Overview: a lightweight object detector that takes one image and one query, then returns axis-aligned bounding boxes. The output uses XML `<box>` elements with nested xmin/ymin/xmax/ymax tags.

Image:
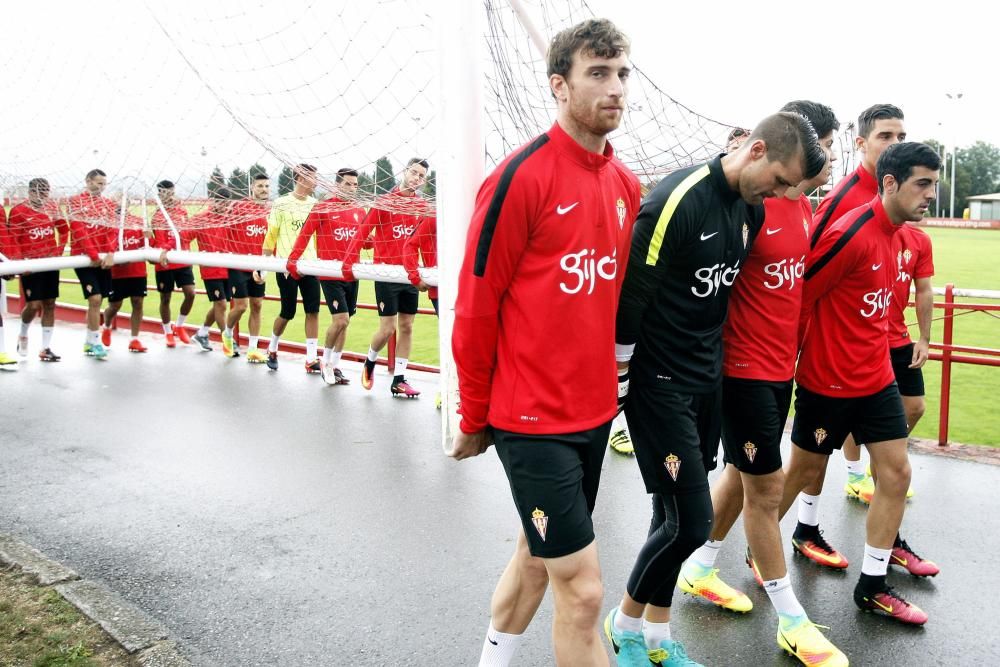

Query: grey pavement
<box><xmin>1</xmin><ymin>322</ymin><xmax>998</xmax><ymax>666</ymax></box>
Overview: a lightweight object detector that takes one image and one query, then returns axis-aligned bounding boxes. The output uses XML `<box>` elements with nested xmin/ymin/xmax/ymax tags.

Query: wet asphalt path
<box><xmin>1</xmin><ymin>323</ymin><xmax>998</xmax><ymax>666</ymax></box>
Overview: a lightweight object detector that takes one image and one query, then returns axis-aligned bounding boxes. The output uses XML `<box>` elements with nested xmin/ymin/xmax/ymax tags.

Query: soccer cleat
<box><xmin>854</xmin><ymin>583</ymin><xmax>928</xmax><ymax>625</ymax></box>
<box><xmin>246</xmin><ymin>349</ymin><xmax>266</xmax><ymax>364</ymax></box>
<box><xmin>677</xmin><ymin>562</ymin><xmax>753</xmax><ymax>613</ymax></box>
<box><xmin>435</xmin><ymin>391</ymin><xmax>442</xmax><ymax>409</ymax></box>
<box><xmin>16</xmin><ymin>335</ymin><xmax>29</xmax><ymax>357</ymax></box>
<box><xmin>792</xmin><ymin>526</ymin><xmax>849</xmax><ymax>569</ymax></box>
<box><xmin>172</xmin><ymin>324</ymin><xmax>191</xmax><ymax>344</ymax></box>
<box><xmin>85</xmin><ymin>342</ymin><xmax>109</xmax><ymax>360</ymax></box>
<box><xmin>602</xmin><ymin>608</ymin><xmax>650</xmax><ymax>667</ymax></box>
<box><xmin>609</xmin><ymin>428</ymin><xmax>635</xmax><ymax>455</ymax></box>
<box><xmin>266</xmin><ymin>351</ymin><xmax>279</xmax><ymax>370</ymax></box>
<box><xmin>192</xmin><ymin>333</ymin><xmax>212</xmax><ymax>351</ymax></box>
<box><xmin>745</xmin><ymin>547</ymin><xmax>764</xmax><ymax>587</ymax></box>
<box><xmin>128</xmin><ymin>339</ymin><xmax>147</xmax><ymax>353</ymax></box>
<box><xmin>845</xmin><ymin>474</ymin><xmax>875</xmax><ymax>504</ymax></box>
<box><xmin>165</xmin><ymin>333</ymin><xmax>176</xmax><ymax>348</ymax></box>
<box><xmin>38</xmin><ymin>348</ymin><xmax>61</xmax><ymax>362</ymax></box>
<box><xmin>776</xmin><ymin>615</ymin><xmax>848</xmax><ymax>667</ymax></box>
<box><xmin>647</xmin><ymin>639</ymin><xmax>703</xmax><ymax>666</ymax></box>
<box><xmin>101</xmin><ymin>327</ymin><xmax>112</xmax><ymax>347</ymax></box>
<box><xmin>322</xmin><ymin>362</ymin><xmax>337</xmax><ymax>385</ymax></box>
<box><xmin>221</xmin><ymin>331</ymin><xmax>235</xmax><ymax>357</ymax></box>
<box><xmin>333</xmin><ymin>367</ymin><xmax>350</xmax><ymax>385</ymax></box>
<box><xmin>0</xmin><ymin>351</ymin><xmax>18</xmax><ymax>369</ymax></box>
<box><xmin>891</xmin><ymin>539</ymin><xmax>939</xmax><ymax>577</ymax></box>
<box><xmin>391</xmin><ymin>379</ymin><xmax>421</xmax><ymax>398</ymax></box>
<box><xmin>361</xmin><ymin>359</ymin><xmax>375</xmax><ymax>390</ymax></box>
<box><xmin>305</xmin><ymin>359</ymin><xmax>322</xmax><ymax>374</ymax></box>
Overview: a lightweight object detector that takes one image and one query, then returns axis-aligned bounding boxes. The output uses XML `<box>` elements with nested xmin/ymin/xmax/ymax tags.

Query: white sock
<box><xmin>845</xmin><ymin>458</ymin><xmax>866</xmax><ymax>477</ymax></box>
<box><xmin>323</xmin><ymin>347</ymin><xmax>332</xmax><ymax>364</ymax></box>
<box><xmin>42</xmin><ymin>327</ymin><xmax>53</xmax><ymax>349</ymax></box>
<box><xmin>478</xmin><ymin>621</ymin><xmax>523</xmax><ymax>667</ymax></box>
<box><xmin>249</xmin><ymin>335</ymin><xmax>259</xmax><ymax>350</ymax></box>
<box><xmin>331</xmin><ymin>350</ymin><xmax>343</xmax><ymax>368</ymax></box>
<box><xmin>393</xmin><ymin>357</ymin><xmax>408</xmax><ymax>376</ymax></box>
<box><xmin>0</xmin><ymin>329</ymin><xmax>6</xmax><ymax>353</ymax></box>
<box><xmin>797</xmin><ymin>493</ymin><xmax>820</xmax><ymax>526</ymax></box>
<box><xmin>162</xmin><ymin>322</ymin><xmax>171</xmax><ymax>334</ymax></box>
<box><xmin>613</xmin><ymin>607</ymin><xmax>644</xmax><ymax>634</ymax></box>
<box><xmin>305</xmin><ymin>338</ymin><xmax>318</xmax><ymax>361</ymax></box>
<box><xmin>269</xmin><ymin>334</ymin><xmax>280</xmax><ymax>353</ymax></box>
<box><xmin>642</xmin><ymin>620</ymin><xmax>671</xmax><ymax>650</ymax></box>
<box><xmin>88</xmin><ymin>330</ymin><xmax>100</xmax><ymax>345</ymax></box>
<box><xmin>197</xmin><ymin>325</ymin><xmax>210</xmax><ymax>337</ymax></box>
<box><xmin>763</xmin><ymin>575</ymin><xmax>805</xmax><ymax>618</ymax></box>
<box><xmin>176</xmin><ymin>314</ymin><xmax>187</xmax><ymax>327</ymax></box>
<box><xmin>366</xmin><ymin>347</ymin><xmax>378</xmax><ymax>363</ymax></box>
<box><xmin>689</xmin><ymin>540</ymin><xmax>723</xmax><ymax>569</ymax></box>
<box><xmin>861</xmin><ymin>543</ymin><xmax>892</xmax><ymax>576</ymax></box>
<box><xmin>224</xmin><ymin>327</ymin><xmax>233</xmax><ymax>337</ymax></box>
<box><xmin>20</xmin><ymin>321</ymin><xmax>29</xmax><ymax>337</ymax></box>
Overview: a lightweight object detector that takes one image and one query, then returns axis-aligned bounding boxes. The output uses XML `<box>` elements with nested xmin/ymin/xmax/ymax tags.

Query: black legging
<box><xmin>626</xmin><ymin>490</ymin><xmax>714</xmax><ymax>608</ymax></box>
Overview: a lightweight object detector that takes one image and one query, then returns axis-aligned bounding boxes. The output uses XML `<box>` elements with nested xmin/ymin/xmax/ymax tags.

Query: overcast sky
<box><xmin>0</xmin><ymin>0</ymin><xmax>988</xmax><ymax>197</ymax></box>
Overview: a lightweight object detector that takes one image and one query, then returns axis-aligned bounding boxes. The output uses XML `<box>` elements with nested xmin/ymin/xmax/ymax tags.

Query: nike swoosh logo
<box><xmin>872</xmin><ymin>263</ymin><xmax>882</xmax><ymax>270</ymax></box>
<box><xmin>779</xmin><ymin>631</ymin><xmax>798</xmax><ymax>654</ymax></box>
<box><xmin>869</xmin><ymin>597</ymin><xmax>893</xmax><ymax>613</ymax></box>
<box><xmin>872</xmin><ymin>556</ymin><xmax>885</xmax><ymax>561</ymax></box>
<box><xmin>556</xmin><ymin>202</ymin><xmax>579</xmax><ymax>215</ymax></box>
<box><xmin>765</xmin><ymin>227</ymin><xmax>782</xmax><ymax>235</ymax></box>
<box><xmin>803</xmin><ymin>501</ymin><xmax>813</xmax><ymax>505</ymax></box>
<box><xmin>699</xmin><ymin>231</ymin><xmax>718</xmax><ymax>241</ymax></box>
<box><xmin>488</xmin><ymin>637</ymin><xmax>498</xmax><ymax>646</ymax></box>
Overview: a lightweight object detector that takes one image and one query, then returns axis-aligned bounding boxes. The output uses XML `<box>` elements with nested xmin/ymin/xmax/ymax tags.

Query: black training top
<box><xmin>616</xmin><ymin>155</ymin><xmax>765</xmax><ymax>392</ymax></box>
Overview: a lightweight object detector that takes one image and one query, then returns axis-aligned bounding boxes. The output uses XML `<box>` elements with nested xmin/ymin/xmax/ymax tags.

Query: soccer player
<box><xmin>450</xmin><ymin>18</ymin><xmax>639</xmax><ymax>666</ymax></box>
<box><xmin>188</xmin><ymin>193</ymin><xmax>234</xmax><ymax>353</ymax></box>
<box><xmin>227</xmin><ymin>173</ymin><xmax>271</xmax><ymax>362</ymax></box>
<box><xmin>287</xmin><ymin>168</ymin><xmax>365</xmax><ymax>385</ymax></box>
<box><xmin>785</xmin><ymin>141</ymin><xmax>940</xmax><ymax>625</ymax></box>
<box><xmin>676</xmin><ymin>101</ymin><xmax>846</xmax><ymax>667</ymax></box>
<box><xmin>150</xmin><ymin>180</ymin><xmax>196</xmax><ymax>348</ymax></box>
<box><xmin>725</xmin><ymin>126</ymin><xmax>751</xmax><ymax>153</ymax></box>
<box><xmin>402</xmin><ymin>209</ymin><xmax>437</xmax><ymax>314</ymax></box>
<box><xmin>345</xmin><ymin>158</ymin><xmax>432</xmax><ymax>397</ymax></box>
<box><xmin>607</xmin><ymin>112</ymin><xmax>824</xmax><ymax>666</ymax></box>
<box><xmin>8</xmin><ymin>178</ymin><xmax>66</xmax><ymax>362</ymax></box>
<box><xmin>262</xmin><ymin>163</ymin><xmax>320</xmax><ymax>371</ymax></box>
<box><xmin>68</xmin><ymin>169</ymin><xmax>117</xmax><ymax>359</ymax></box>
<box><xmin>102</xmin><ymin>211</ymin><xmax>149</xmax><ymax>353</ymax></box>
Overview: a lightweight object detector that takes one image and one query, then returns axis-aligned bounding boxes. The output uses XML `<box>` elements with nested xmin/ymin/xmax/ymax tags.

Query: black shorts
<box><xmin>203</xmin><ymin>279</ymin><xmax>231</xmax><ymax>302</ymax></box>
<box><xmin>75</xmin><ymin>267</ymin><xmax>112</xmax><ymax>299</ymax></box>
<box><xmin>21</xmin><ymin>270</ymin><xmax>60</xmax><ymax>301</ymax></box>
<box><xmin>721</xmin><ymin>377</ymin><xmax>792</xmax><ymax>475</ymax></box>
<box><xmin>321</xmin><ymin>279</ymin><xmax>359</xmax><ymax>316</ymax></box>
<box><xmin>155</xmin><ymin>267</ymin><xmax>195</xmax><ymax>293</ymax></box>
<box><xmin>374</xmin><ymin>281</ymin><xmax>419</xmax><ymax>316</ymax></box>
<box><xmin>791</xmin><ymin>383</ymin><xmax>909</xmax><ymax>454</ymax></box>
<box><xmin>891</xmin><ymin>344</ymin><xmax>925</xmax><ymax>397</ymax></box>
<box><xmin>109</xmin><ymin>277</ymin><xmax>147</xmax><ymax>302</ymax></box>
<box><xmin>229</xmin><ymin>269</ymin><xmax>266</xmax><ymax>299</ymax></box>
<box><xmin>625</xmin><ymin>383</ymin><xmax>722</xmax><ymax>495</ymax></box>
<box><xmin>276</xmin><ymin>272</ymin><xmax>320</xmax><ymax>319</ymax></box>
<box><xmin>494</xmin><ymin>422</ymin><xmax>612</xmax><ymax>559</ymax></box>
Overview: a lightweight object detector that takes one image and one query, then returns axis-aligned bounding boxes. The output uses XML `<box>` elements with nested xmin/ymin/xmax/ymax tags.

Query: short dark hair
<box><xmin>335</xmin><ymin>168</ymin><xmax>358</xmax><ymax>182</ymax></box>
<box><xmin>780</xmin><ymin>100</ymin><xmax>840</xmax><ymax>139</ymax></box>
<box><xmin>294</xmin><ymin>163</ymin><xmax>317</xmax><ymax>183</ymax></box>
<box><xmin>86</xmin><ymin>169</ymin><xmax>106</xmax><ymax>181</ymax></box>
<box><xmin>749</xmin><ymin>112</ymin><xmax>825</xmax><ymax>180</ymax></box>
<box><xmin>28</xmin><ymin>177</ymin><xmax>50</xmax><ymax>193</ymax></box>
<box><xmin>406</xmin><ymin>158</ymin><xmax>429</xmax><ymax>171</ymax></box>
<box><xmin>858</xmin><ymin>104</ymin><xmax>904</xmax><ymax>140</ymax></box>
<box><xmin>252</xmin><ymin>173</ymin><xmax>269</xmax><ymax>182</ymax></box>
<box><xmin>156</xmin><ymin>180</ymin><xmax>175</xmax><ymax>190</ymax></box>
<box><xmin>546</xmin><ymin>18</ymin><xmax>629</xmax><ymax>79</ymax></box>
<box><xmin>727</xmin><ymin>127</ymin><xmax>751</xmax><ymax>143</ymax></box>
<box><xmin>876</xmin><ymin>142</ymin><xmax>941</xmax><ymax>194</ymax></box>
<box><xmin>210</xmin><ymin>186</ymin><xmax>231</xmax><ymax>201</ymax></box>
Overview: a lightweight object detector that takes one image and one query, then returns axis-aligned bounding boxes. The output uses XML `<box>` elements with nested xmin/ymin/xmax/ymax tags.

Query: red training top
<box><xmin>811</xmin><ymin>163</ymin><xmax>878</xmax><ymax>249</ymax></box>
<box><xmin>402</xmin><ymin>214</ymin><xmax>438</xmax><ymax>299</ymax></box>
<box><xmin>188</xmin><ymin>210</ymin><xmax>231</xmax><ymax>280</ymax></box>
<box><xmin>288</xmin><ymin>196</ymin><xmax>365</xmax><ymax>279</ymax></box>
<box><xmin>888</xmin><ymin>223</ymin><xmax>934</xmax><ymax>348</ymax></box>
<box><xmin>67</xmin><ymin>192</ymin><xmax>118</xmax><ymax>260</ymax></box>
<box><xmin>6</xmin><ymin>202</ymin><xmax>66</xmax><ymax>259</ymax></box>
<box><xmin>228</xmin><ymin>199</ymin><xmax>270</xmax><ymax>256</ymax></box>
<box><xmin>151</xmin><ymin>205</ymin><xmax>192</xmax><ymax>271</ymax></box>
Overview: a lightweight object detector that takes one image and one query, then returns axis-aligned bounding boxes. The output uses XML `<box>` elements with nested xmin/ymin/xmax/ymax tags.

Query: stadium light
<box><xmin>945</xmin><ymin>92</ymin><xmax>963</xmax><ymax>218</ymax></box>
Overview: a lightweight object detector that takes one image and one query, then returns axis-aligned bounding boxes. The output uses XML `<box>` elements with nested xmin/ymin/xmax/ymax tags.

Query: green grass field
<box><xmin>23</xmin><ymin>227</ymin><xmax>1000</xmax><ymax>446</ymax></box>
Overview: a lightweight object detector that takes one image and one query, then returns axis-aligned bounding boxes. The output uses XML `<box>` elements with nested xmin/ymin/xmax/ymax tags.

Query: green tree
<box><xmin>278</xmin><ymin>165</ymin><xmax>295</xmax><ymax>196</ymax></box>
<box><xmin>374</xmin><ymin>156</ymin><xmax>395</xmax><ymax>195</ymax></box>
<box><xmin>207</xmin><ymin>166</ymin><xmax>226</xmax><ymax>199</ymax></box>
<box><xmin>423</xmin><ymin>169</ymin><xmax>436</xmax><ymax>198</ymax></box>
<box><xmin>956</xmin><ymin>141</ymin><xmax>1000</xmax><ymax>214</ymax></box>
<box><xmin>248</xmin><ymin>163</ymin><xmax>268</xmax><ymax>181</ymax></box>
<box><xmin>357</xmin><ymin>171</ymin><xmax>375</xmax><ymax>199</ymax></box>
<box><xmin>227</xmin><ymin>167</ymin><xmax>249</xmax><ymax>200</ymax></box>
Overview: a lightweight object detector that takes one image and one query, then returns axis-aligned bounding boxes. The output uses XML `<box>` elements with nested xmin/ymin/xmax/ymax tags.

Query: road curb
<box><xmin>909</xmin><ymin>435</ymin><xmax>1000</xmax><ymax>465</ymax></box>
<box><xmin>0</xmin><ymin>532</ymin><xmax>192</xmax><ymax>665</ymax></box>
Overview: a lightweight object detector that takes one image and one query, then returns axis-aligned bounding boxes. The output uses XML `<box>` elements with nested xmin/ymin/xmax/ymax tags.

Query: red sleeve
<box><xmin>402</xmin><ymin>216</ymin><xmax>426</xmax><ymax>286</ymax></box>
<box><xmin>799</xmin><ymin>225</ymin><xmax>858</xmax><ymax>346</ymax></box>
<box><xmin>289</xmin><ymin>208</ymin><xmax>321</xmax><ymax>262</ymax></box>
<box><xmin>1</xmin><ymin>207</ymin><xmax>16</xmax><ymax>259</ymax></box>
<box><xmin>71</xmin><ymin>220</ymin><xmax>101</xmax><ymax>261</ymax></box>
<box><xmin>915</xmin><ymin>231</ymin><xmax>934</xmax><ymax>279</ymax></box>
<box><xmin>452</xmin><ymin>172</ymin><xmax>532</xmax><ymax>433</ymax></box>
<box><xmin>344</xmin><ymin>207</ymin><xmax>378</xmax><ymax>265</ymax></box>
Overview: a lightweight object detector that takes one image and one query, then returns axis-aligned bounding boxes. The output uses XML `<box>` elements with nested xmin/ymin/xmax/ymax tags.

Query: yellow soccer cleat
<box><xmin>677</xmin><ymin>563</ymin><xmax>752</xmax><ymax>613</ymax></box>
<box><xmin>0</xmin><ymin>351</ymin><xmax>19</xmax><ymax>370</ymax></box>
<box><xmin>609</xmin><ymin>428</ymin><xmax>634</xmax><ymax>455</ymax></box>
<box><xmin>844</xmin><ymin>475</ymin><xmax>875</xmax><ymax>504</ymax></box>
<box><xmin>246</xmin><ymin>349</ymin><xmax>267</xmax><ymax>364</ymax></box>
<box><xmin>777</xmin><ymin>616</ymin><xmax>848</xmax><ymax>667</ymax></box>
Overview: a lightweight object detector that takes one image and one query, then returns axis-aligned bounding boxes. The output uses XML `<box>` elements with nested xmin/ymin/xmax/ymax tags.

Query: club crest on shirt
<box><xmin>742</xmin><ymin>222</ymin><xmax>749</xmax><ymax>248</ymax></box>
<box><xmin>743</xmin><ymin>441</ymin><xmax>757</xmax><ymax>463</ymax></box>
<box><xmin>802</xmin><ymin>216</ymin><xmax>810</xmax><ymax>235</ymax></box>
<box><xmin>616</xmin><ymin>197</ymin><xmax>626</xmax><ymax>230</ymax></box>
<box><xmin>903</xmin><ymin>248</ymin><xmax>912</xmax><ymax>265</ymax></box>
<box><xmin>531</xmin><ymin>507</ymin><xmax>548</xmax><ymax>541</ymax></box>
<box><xmin>814</xmin><ymin>428</ymin><xmax>828</xmax><ymax>446</ymax></box>
<box><xmin>664</xmin><ymin>453</ymin><xmax>681</xmax><ymax>481</ymax></box>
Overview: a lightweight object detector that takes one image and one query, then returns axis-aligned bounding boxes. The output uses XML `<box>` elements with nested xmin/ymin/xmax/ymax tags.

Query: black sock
<box><xmin>893</xmin><ymin>533</ymin><xmax>903</xmax><ymax>548</ymax></box>
<box><xmin>857</xmin><ymin>572</ymin><xmax>886</xmax><ymax>594</ymax></box>
<box><xmin>393</xmin><ymin>374</ymin><xmax>403</xmax><ymax>384</ymax></box>
<box><xmin>793</xmin><ymin>521</ymin><xmax>818</xmax><ymax>538</ymax></box>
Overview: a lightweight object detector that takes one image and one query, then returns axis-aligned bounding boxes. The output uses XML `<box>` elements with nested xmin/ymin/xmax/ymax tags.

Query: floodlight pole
<box><xmin>946</xmin><ymin>92</ymin><xmax>963</xmax><ymax>218</ymax></box>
